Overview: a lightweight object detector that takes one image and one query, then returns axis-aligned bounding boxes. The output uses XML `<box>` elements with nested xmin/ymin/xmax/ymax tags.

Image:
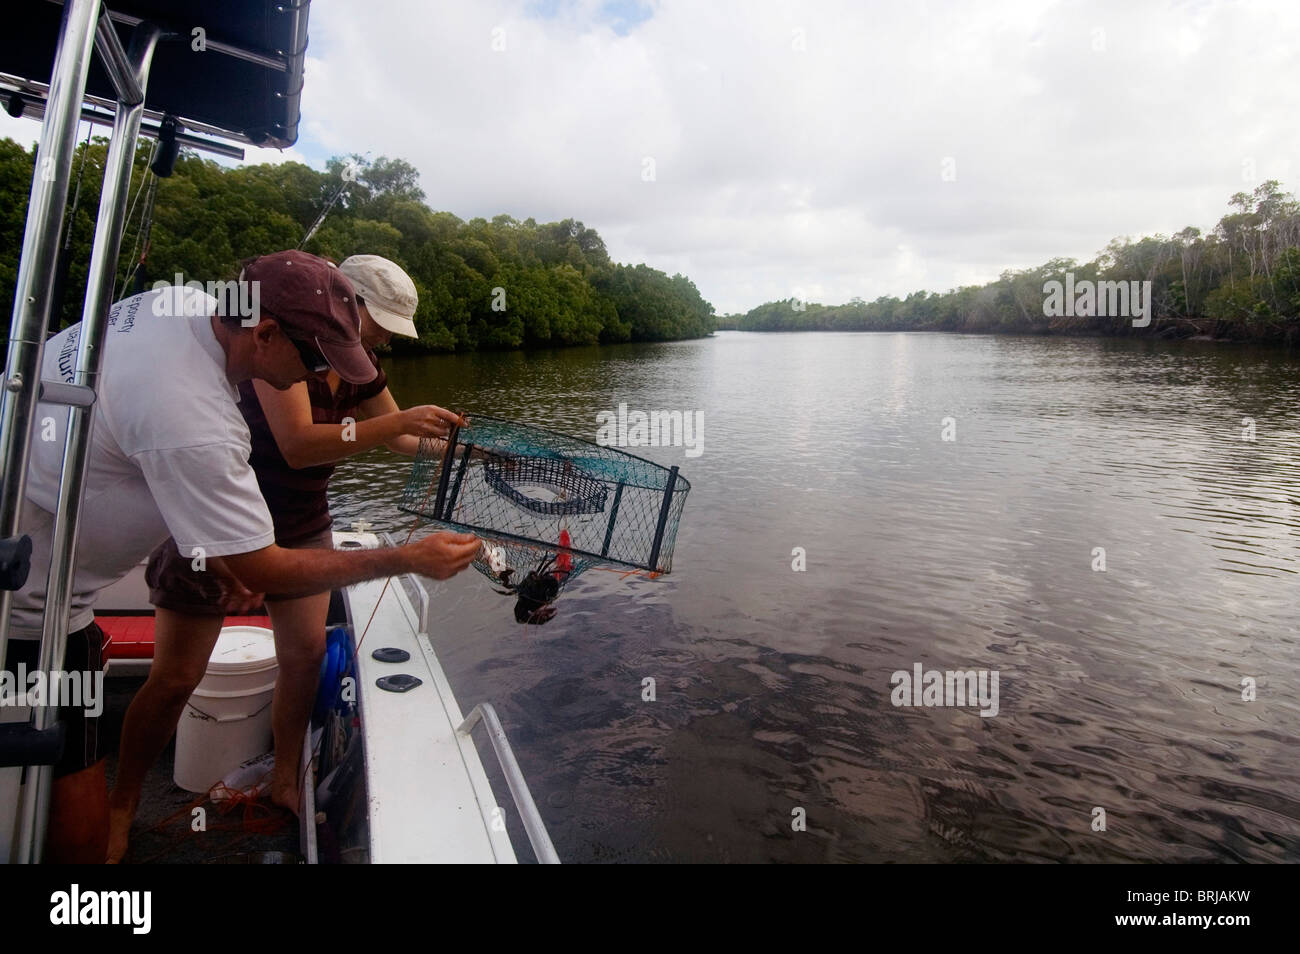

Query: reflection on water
<box><xmin>332</xmin><ymin>332</ymin><xmax>1300</xmax><ymax>862</ymax></box>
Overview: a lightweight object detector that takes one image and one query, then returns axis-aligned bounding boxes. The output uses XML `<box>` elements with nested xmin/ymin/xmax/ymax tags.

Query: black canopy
<box><xmin>0</xmin><ymin>1</ymin><xmax>310</xmax><ymax>148</ymax></box>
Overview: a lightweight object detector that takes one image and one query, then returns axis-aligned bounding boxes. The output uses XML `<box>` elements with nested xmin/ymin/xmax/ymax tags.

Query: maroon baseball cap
<box><xmin>240</xmin><ymin>250</ymin><xmax>377</xmax><ymax>385</ymax></box>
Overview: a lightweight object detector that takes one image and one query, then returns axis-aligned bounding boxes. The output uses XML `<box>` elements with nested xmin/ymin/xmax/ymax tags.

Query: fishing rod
<box><xmin>299</xmin><ymin>155</ymin><xmax>366</xmax><ymax>249</ymax></box>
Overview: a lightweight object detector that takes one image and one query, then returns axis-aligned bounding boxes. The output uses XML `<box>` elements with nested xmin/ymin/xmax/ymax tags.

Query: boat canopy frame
<box><xmin>3</xmin><ymin>0</ymin><xmax>310</xmax><ymax>151</ymax></box>
<box><xmin>0</xmin><ymin>0</ymin><xmax>310</xmax><ymax>864</ymax></box>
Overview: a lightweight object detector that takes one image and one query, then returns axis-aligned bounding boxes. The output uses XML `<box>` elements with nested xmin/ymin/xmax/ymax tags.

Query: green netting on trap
<box><xmin>399</xmin><ymin>416</ymin><xmax>690</xmax><ymax>588</ymax></box>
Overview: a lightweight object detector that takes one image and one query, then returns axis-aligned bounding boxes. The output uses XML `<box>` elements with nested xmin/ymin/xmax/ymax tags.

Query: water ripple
<box><xmin>329</xmin><ymin>333</ymin><xmax>1300</xmax><ymax>862</ymax></box>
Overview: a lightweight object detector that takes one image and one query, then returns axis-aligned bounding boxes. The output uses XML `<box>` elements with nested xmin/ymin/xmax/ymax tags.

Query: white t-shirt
<box><xmin>6</xmin><ymin>287</ymin><xmax>275</xmax><ymax>638</ymax></box>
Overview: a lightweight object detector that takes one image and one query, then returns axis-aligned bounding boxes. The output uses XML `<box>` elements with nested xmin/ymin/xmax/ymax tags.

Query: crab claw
<box><xmin>525</xmin><ymin>605</ymin><xmax>558</xmax><ymax>625</ymax></box>
<box><xmin>514</xmin><ymin>598</ymin><xmax>558</xmax><ymax>625</ymax></box>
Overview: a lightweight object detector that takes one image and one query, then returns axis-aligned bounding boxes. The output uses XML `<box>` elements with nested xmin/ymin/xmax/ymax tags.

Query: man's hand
<box><xmin>406</xmin><ymin>531</ymin><xmax>481</xmax><ymax>580</ymax></box>
<box><xmin>215</xmin><ymin>571</ymin><xmax>265</xmax><ymax>614</ymax></box>
<box><xmin>398</xmin><ymin>405</ymin><xmax>467</xmax><ymax>440</ymax></box>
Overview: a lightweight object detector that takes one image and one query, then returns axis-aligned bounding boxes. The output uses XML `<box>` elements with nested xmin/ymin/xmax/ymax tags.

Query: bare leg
<box><xmin>45</xmin><ymin>759</ymin><xmax>109</xmax><ymax>863</ymax></box>
<box><xmin>265</xmin><ymin>591</ymin><xmax>330</xmax><ymax>814</ymax></box>
<box><xmin>106</xmin><ymin>609</ymin><xmax>224</xmax><ymax>863</ymax></box>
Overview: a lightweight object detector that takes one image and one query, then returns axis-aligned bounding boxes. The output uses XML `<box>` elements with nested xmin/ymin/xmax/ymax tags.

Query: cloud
<box><xmin>4</xmin><ymin>0</ymin><xmax>1299</xmax><ymax>315</ymax></box>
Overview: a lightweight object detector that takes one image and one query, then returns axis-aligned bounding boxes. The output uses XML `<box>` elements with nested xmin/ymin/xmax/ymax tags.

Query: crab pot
<box><xmin>399</xmin><ymin>416</ymin><xmax>691</xmax><ymax>580</ymax></box>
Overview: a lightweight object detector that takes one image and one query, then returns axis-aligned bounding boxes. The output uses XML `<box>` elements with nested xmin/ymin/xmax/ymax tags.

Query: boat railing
<box><xmin>457</xmin><ymin>703</ymin><xmax>560</xmax><ymax>865</ymax></box>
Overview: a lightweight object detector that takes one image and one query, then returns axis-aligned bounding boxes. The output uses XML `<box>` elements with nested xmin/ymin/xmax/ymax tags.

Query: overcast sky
<box><xmin>4</xmin><ymin>0</ymin><xmax>1299</xmax><ymax>315</ymax></box>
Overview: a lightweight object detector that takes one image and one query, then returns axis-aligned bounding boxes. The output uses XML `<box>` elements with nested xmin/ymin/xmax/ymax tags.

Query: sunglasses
<box><xmin>289</xmin><ymin>335</ymin><xmax>330</xmax><ymax>374</ymax></box>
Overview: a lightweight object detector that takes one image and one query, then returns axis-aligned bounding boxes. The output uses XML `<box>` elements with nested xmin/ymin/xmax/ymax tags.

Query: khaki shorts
<box><xmin>145</xmin><ymin>528</ymin><xmax>334</xmax><ymax>617</ymax></box>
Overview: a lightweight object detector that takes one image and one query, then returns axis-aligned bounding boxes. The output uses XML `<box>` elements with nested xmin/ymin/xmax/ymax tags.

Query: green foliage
<box><xmin>0</xmin><ymin>138</ymin><xmax>38</xmax><ymax>320</ymax></box>
<box><xmin>725</xmin><ymin>181</ymin><xmax>1300</xmax><ymax>344</ymax></box>
<box><xmin>0</xmin><ymin>139</ymin><xmax>713</xmax><ymax>352</ymax></box>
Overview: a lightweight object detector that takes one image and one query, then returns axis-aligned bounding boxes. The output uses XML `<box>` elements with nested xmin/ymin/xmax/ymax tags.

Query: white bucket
<box><xmin>174</xmin><ymin>625</ymin><xmax>278</xmax><ymax>793</ymax></box>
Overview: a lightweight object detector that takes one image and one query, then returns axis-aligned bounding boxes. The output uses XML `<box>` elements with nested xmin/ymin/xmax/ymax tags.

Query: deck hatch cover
<box><xmin>376</xmin><ymin>674</ymin><xmax>422</xmax><ymax>693</ymax></box>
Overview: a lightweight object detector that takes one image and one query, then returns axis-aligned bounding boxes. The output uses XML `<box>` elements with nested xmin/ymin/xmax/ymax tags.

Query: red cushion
<box><xmin>98</xmin><ymin>615</ymin><xmax>272</xmax><ymax>659</ymax></box>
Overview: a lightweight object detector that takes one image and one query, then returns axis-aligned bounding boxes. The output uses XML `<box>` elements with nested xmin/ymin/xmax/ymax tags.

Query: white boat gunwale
<box><xmin>343</xmin><ymin>529</ymin><xmax>558</xmax><ymax>863</ymax></box>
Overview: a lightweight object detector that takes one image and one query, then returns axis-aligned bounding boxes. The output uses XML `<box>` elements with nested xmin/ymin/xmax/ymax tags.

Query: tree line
<box><xmin>718</xmin><ymin>181</ymin><xmax>1300</xmax><ymax>345</ymax></box>
<box><xmin>0</xmin><ymin>137</ymin><xmax>716</xmax><ymax>351</ymax></box>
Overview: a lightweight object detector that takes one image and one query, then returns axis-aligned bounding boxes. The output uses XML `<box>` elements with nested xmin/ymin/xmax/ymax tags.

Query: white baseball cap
<box><xmin>338</xmin><ymin>254</ymin><xmax>419</xmax><ymax>338</ymax></box>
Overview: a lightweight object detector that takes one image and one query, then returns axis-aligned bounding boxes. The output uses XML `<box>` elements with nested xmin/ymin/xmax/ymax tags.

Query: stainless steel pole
<box><xmin>0</xmin><ymin>0</ymin><xmax>99</xmax><ymax>538</ymax></box>
<box><xmin>0</xmin><ymin>0</ymin><xmax>100</xmax><ymax>781</ymax></box>
<box><xmin>93</xmin><ymin>11</ymin><xmax>144</xmax><ymax>106</ymax></box>
<box><xmin>458</xmin><ymin>704</ymin><xmax>561</xmax><ymax>864</ymax></box>
<box><xmin>14</xmin><ymin>21</ymin><xmax>161</xmax><ymax>866</ymax></box>
<box><xmin>8</xmin><ymin>94</ymin><xmax>249</xmax><ymax>159</ymax></box>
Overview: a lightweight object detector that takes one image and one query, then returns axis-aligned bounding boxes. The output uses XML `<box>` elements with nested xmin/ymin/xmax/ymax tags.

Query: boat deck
<box><xmin>102</xmin><ymin>674</ymin><xmax>301</xmax><ymax>864</ymax></box>
<box><xmin>91</xmin><ymin>530</ymin><xmax>530</xmax><ymax>863</ymax></box>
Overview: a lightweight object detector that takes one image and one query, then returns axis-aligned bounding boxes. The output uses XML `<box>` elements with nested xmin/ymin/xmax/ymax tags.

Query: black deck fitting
<box><xmin>0</xmin><ymin>722</ymin><xmax>66</xmax><ymax>769</ymax></box>
<box><xmin>0</xmin><ymin>534</ymin><xmax>32</xmax><ymax>591</ymax></box>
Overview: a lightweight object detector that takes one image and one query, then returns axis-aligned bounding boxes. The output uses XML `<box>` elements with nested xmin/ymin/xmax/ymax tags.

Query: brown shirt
<box><xmin>238</xmin><ymin>353</ymin><xmax>388</xmax><ymax>545</ymax></box>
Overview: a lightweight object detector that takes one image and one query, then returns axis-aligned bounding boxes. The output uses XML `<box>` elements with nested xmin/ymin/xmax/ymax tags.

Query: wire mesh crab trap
<box><xmin>399</xmin><ymin>416</ymin><xmax>690</xmax><ymax>623</ymax></box>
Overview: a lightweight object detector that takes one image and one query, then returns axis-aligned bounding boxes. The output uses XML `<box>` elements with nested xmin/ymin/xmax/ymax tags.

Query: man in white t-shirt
<box><xmin>2</xmin><ymin>250</ymin><xmax>479</xmax><ymax>862</ymax></box>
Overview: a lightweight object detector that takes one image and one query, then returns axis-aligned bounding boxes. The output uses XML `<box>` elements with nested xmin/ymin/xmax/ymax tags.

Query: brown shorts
<box><xmin>146</xmin><ymin>528</ymin><xmax>334</xmax><ymax>617</ymax></box>
<box><xmin>2</xmin><ymin>623</ymin><xmax>109</xmax><ymax>777</ymax></box>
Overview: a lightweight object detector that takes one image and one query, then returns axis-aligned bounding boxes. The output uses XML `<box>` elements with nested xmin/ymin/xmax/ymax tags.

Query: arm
<box><xmin>136</xmin><ymin>443</ymin><xmax>479</xmax><ymax>602</ymax></box>
<box><xmin>221</xmin><ymin>531</ymin><xmax>482</xmax><ymax>600</ymax></box>
<box><xmin>206</xmin><ymin>556</ymin><xmax>265</xmax><ymax>613</ymax></box>
<box><xmin>357</xmin><ymin>387</ymin><xmax>433</xmax><ymax>457</ymax></box>
<box><xmin>361</xmin><ymin>393</ymin><xmax>490</xmax><ymax>462</ymax></box>
<box><xmin>252</xmin><ymin>379</ymin><xmax>460</xmax><ymax>469</ymax></box>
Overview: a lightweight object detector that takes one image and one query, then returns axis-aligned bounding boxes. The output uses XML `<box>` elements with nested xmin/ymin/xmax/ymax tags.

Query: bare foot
<box><xmin>269</xmin><ymin>764</ymin><xmax>300</xmax><ymax>817</ymax></box>
<box><xmin>106</xmin><ymin>800</ymin><xmax>137</xmax><ymax>864</ymax></box>
<box><xmin>270</xmin><ymin>789</ymin><xmax>300</xmax><ymax>816</ymax></box>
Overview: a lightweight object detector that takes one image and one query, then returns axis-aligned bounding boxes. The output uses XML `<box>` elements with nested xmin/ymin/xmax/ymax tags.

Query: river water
<box><xmin>330</xmin><ymin>331</ymin><xmax>1300</xmax><ymax>863</ymax></box>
